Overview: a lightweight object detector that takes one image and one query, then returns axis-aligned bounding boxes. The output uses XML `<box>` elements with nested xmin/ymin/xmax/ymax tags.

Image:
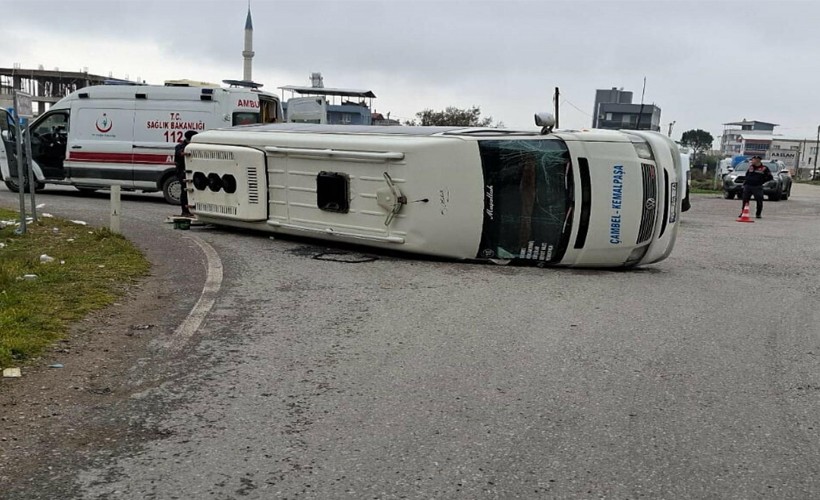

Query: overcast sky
<box><xmin>4</xmin><ymin>0</ymin><xmax>820</xmax><ymax>143</ymax></box>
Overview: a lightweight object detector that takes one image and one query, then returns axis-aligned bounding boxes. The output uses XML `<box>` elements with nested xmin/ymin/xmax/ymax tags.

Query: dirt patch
<box><xmin>0</xmin><ymin>263</ymin><xmax>190</xmax><ymax>497</ymax></box>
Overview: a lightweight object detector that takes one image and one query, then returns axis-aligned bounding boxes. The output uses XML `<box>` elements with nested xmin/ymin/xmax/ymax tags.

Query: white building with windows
<box><xmin>720</xmin><ymin>120</ymin><xmax>777</xmax><ymax>157</ymax></box>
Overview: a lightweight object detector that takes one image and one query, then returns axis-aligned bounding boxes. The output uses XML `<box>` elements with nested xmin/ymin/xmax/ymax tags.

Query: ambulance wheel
<box><xmin>162</xmin><ymin>176</ymin><xmax>182</xmax><ymax>205</ymax></box>
<box><xmin>4</xmin><ymin>178</ymin><xmax>44</xmax><ymax>193</ymax></box>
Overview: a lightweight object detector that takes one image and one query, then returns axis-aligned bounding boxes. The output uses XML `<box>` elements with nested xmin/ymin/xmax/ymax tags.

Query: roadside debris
<box><xmin>42</xmin><ymin>213</ymin><xmax>54</xmax><ymax>218</ymax></box>
<box><xmin>2</xmin><ymin>368</ymin><xmax>22</xmax><ymax>378</ymax></box>
<box><xmin>70</xmin><ymin>220</ymin><xmax>87</xmax><ymax>226</ymax></box>
<box><xmin>48</xmin><ymin>363</ymin><xmax>64</xmax><ymax>369</ymax></box>
<box><xmin>40</xmin><ymin>254</ymin><xmax>55</xmax><ymax>264</ymax></box>
<box><xmin>21</xmin><ymin>274</ymin><xmax>38</xmax><ymax>280</ymax></box>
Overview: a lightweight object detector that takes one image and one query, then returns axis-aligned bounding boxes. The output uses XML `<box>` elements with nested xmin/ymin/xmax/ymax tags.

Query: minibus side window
<box><xmin>232</xmin><ymin>112</ymin><xmax>259</xmax><ymax>126</ymax></box>
<box><xmin>260</xmin><ymin>99</ymin><xmax>280</xmax><ymax>123</ymax></box>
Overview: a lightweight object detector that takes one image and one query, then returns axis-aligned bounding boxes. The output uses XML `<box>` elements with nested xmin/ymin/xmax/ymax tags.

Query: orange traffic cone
<box><xmin>736</xmin><ymin>202</ymin><xmax>754</xmax><ymax>223</ymax></box>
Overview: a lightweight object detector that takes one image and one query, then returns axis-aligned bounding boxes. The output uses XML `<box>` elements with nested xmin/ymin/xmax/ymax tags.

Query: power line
<box><xmin>560</xmin><ymin>98</ymin><xmax>592</xmax><ymax>118</ymax></box>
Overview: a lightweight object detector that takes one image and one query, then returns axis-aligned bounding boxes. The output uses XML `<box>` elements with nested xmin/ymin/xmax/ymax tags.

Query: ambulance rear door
<box><xmin>65</xmin><ymin>97</ymin><xmax>136</xmax><ymax>188</ymax></box>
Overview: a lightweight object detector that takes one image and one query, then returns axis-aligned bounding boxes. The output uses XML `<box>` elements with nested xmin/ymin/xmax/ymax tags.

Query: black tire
<box><xmin>782</xmin><ymin>187</ymin><xmax>790</xmax><ymax>201</ymax></box>
<box><xmin>723</xmin><ymin>190</ymin><xmax>735</xmax><ymax>200</ymax></box>
<box><xmin>162</xmin><ymin>175</ymin><xmax>182</xmax><ymax>205</ymax></box>
<box><xmin>4</xmin><ymin>179</ymin><xmax>20</xmax><ymax>193</ymax></box>
<box><xmin>4</xmin><ymin>178</ymin><xmax>44</xmax><ymax>193</ymax></box>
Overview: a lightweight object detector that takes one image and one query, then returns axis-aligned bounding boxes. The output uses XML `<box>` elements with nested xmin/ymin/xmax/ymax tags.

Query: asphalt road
<box><xmin>2</xmin><ymin>182</ymin><xmax>820</xmax><ymax>499</ymax></box>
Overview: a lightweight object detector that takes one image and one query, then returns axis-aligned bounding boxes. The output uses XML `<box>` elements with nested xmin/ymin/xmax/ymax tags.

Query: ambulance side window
<box><xmin>0</xmin><ymin>109</ymin><xmax>13</xmax><ymax>142</ymax></box>
<box><xmin>34</xmin><ymin>112</ymin><xmax>70</xmax><ymax>139</ymax></box>
<box><xmin>232</xmin><ymin>112</ymin><xmax>259</xmax><ymax>126</ymax></box>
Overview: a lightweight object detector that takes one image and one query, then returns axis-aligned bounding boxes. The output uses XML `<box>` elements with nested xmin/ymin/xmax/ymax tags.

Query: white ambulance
<box><xmin>0</xmin><ymin>83</ymin><xmax>283</xmax><ymax>203</ymax></box>
<box><xmin>183</xmin><ymin>120</ymin><xmax>683</xmax><ymax>268</ymax></box>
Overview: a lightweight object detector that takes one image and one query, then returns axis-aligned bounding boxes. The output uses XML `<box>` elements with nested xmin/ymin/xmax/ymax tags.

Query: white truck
<box><xmin>0</xmin><ymin>83</ymin><xmax>283</xmax><ymax>204</ymax></box>
<box><xmin>182</xmin><ymin>120</ymin><xmax>683</xmax><ymax>268</ymax></box>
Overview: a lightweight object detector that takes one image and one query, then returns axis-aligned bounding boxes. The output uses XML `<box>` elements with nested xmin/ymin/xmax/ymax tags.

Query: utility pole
<box><xmin>667</xmin><ymin>121</ymin><xmax>676</xmax><ymax>138</ymax></box>
<box><xmin>553</xmin><ymin>87</ymin><xmax>559</xmax><ymax>129</ymax></box>
<box><xmin>801</xmin><ymin>138</ymin><xmax>807</xmax><ymax>179</ymax></box>
<box><xmin>814</xmin><ymin>125</ymin><xmax>819</xmax><ymax>180</ymax></box>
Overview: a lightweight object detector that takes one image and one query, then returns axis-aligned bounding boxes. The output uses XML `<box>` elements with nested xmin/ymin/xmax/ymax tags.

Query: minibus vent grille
<box><xmin>195</xmin><ymin>202</ymin><xmax>237</xmax><ymax>215</ymax></box>
<box><xmin>190</xmin><ymin>150</ymin><xmax>235</xmax><ymax>161</ymax></box>
<box><xmin>637</xmin><ymin>163</ymin><xmax>657</xmax><ymax>244</ymax></box>
<box><xmin>247</xmin><ymin>167</ymin><xmax>259</xmax><ymax>204</ymax></box>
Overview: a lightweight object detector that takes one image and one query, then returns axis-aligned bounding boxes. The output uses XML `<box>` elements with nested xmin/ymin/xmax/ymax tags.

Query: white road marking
<box><xmin>166</xmin><ymin>234</ymin><xmax>223</xmax><ymax>352</ymax></box>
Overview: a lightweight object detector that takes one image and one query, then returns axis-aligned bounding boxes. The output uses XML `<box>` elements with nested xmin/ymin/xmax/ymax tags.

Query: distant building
<box><xmin>719</xmin><ymin>119</ymin><xmax>777</xmax><ymax>157</ymax></box>
<box><xmin>279</xmin><ymin>73</ymin><xmax>376</xmax><ymax>125</ymax></box>
<box><xmin>768</xmin><ymin>137</ymin><xmax>820</xmax><ymax>179</ymax></box>
<box><xmin>371</xmin><ymin>112</ymin><xmax>401</xmax><ymax>126</ymax></box>
<box><xmin>592</xmin><ymin>87</ymin><xmax>661</xmax><ymax>132</ymax></box>
<box><xmin>0</xmin><ymin>67</ymin><xmax>131</xmax><ymax>115</ymax></box>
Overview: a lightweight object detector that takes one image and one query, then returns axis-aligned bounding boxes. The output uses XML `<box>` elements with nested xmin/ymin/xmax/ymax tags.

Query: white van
<box><xmin>0</xmin><ymin>84</ymin><xmax>283</xmax><ymax>203</ymax></box>
<box><xmin>183</xmin><ymin>123</ymin><xmax>683</xmax><ymax>268</ymax></box>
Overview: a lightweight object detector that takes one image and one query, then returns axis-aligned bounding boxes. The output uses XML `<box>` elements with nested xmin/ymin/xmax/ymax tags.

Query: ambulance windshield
<box><xmin>477</xmin><ymin>138</ymin><xmax>573</xmax><ymax>264</ymax></box>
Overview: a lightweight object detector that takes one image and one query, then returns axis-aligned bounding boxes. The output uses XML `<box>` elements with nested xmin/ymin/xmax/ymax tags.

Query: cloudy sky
<box><xmin>4</xmin><ymin>0</ymin><xmax>820</xmax><ymax>143</ymax></box>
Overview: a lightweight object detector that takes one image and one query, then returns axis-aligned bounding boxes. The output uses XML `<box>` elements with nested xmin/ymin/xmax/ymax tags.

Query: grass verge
<box><xmin>0</xmin><ymin>208</ymin><xmax>150</xmax><ymax>369</ymax></box>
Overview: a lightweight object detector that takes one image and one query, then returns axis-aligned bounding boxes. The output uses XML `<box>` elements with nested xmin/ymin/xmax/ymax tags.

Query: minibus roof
<box><xmin>217</xmin><ymin>123</ymin><xmax>544</xmax><ymax>137</ymax></box>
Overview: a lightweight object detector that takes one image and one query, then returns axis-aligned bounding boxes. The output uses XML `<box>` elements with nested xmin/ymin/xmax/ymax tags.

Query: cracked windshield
<box><xmin>478</xmin><ymin>139</ymin><xmax>572</xmax><ymax>263</ymax></box>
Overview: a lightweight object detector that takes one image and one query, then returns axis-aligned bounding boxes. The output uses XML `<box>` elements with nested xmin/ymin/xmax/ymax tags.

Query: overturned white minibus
<box><xmin>185</xmin><ymin>123</ymin><xmax>683</xmax><ymax>267</ymax></box>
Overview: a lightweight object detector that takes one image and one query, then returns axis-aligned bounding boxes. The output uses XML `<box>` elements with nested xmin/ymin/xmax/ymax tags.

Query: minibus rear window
<box><xmin>232</xmin><ymin>112</ymin><xmax>260</xmax><ymax>126</ymax></box>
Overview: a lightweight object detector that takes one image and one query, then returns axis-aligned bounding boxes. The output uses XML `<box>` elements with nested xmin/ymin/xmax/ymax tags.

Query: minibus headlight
<box><xmin>625</xmin><ymin>245</ymin><xmax>650</xmax><ymax>267</ymax></box>
<box><xmin>623</xmin><ymin>134</ymin><xmax>655</xmax><ymax>161</ymax></box>
<box><xmin>631</xmin><ymin>142</ymin><xmax>654</xmax><ymax>160</ymax></box>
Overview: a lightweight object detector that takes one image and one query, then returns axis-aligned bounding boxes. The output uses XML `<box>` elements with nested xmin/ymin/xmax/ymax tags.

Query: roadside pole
<box><xmin>110</xmin><ymin>185</ymin><xmax>121</xmax><ymax>234</ymax></box>
<box><xmin>12</xmin><ymin>92</ymin><xmax>26</xmax><ymax>235</ymax></box>
<box><xmin>24</xmin><ymin>124</ymin><xmax>37</xmax><ymax>222</ymax></box>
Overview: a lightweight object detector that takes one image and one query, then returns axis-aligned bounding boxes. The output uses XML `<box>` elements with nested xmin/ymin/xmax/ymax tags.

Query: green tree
<box><xmin>405</xmin><ymin>106</ymin><xmax>500</xmax><ymax>127</ymax></box>
<box><xmin>680</xmin><ymin>129</ymin><xmax>714</xmax><ymax>158</ymax></box>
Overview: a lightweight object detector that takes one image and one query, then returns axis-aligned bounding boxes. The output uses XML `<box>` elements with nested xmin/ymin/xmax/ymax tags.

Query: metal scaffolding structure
<box><xmin>0</xmin><ymin>67</ymin><xmax>117</xmax><ymax>115</ymax></box>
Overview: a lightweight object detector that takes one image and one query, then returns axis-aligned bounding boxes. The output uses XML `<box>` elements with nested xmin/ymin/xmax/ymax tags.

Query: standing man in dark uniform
<box><xmin>741</xmin><ymin>155</ymin><xmax>773</xmax><ymax>219</ymax></box>
<box><xmin>174</xmin><ymin>130</ymin><xmax>197</xmax><ymax>217</ymax></box>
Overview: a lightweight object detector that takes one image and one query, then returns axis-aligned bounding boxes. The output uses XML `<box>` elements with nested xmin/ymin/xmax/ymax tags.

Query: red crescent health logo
<box><xmin>96</xmin><ymin>114</ymin><xmax>113</xmax><ymax>133</ymax></box>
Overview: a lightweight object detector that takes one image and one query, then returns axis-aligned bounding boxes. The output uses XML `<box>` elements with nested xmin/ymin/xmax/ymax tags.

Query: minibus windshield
<box><xmin>477</xmin><ymin>138</ymin><xmax>573</xmax><ymax>263</ymax></box>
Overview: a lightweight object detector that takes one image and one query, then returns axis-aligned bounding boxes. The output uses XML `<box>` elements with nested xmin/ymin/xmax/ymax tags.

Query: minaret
<box><xmin>242</xmin><ymin>5</ymin><xmax>254</xmax><ymax>81</ymax></box>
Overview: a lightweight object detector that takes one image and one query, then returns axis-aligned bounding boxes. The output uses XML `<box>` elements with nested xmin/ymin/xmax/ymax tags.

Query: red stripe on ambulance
<box><xmin>68</xmin><ymin>152</ymin><xmax>174</xmax><ymax>165</ymax></box>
